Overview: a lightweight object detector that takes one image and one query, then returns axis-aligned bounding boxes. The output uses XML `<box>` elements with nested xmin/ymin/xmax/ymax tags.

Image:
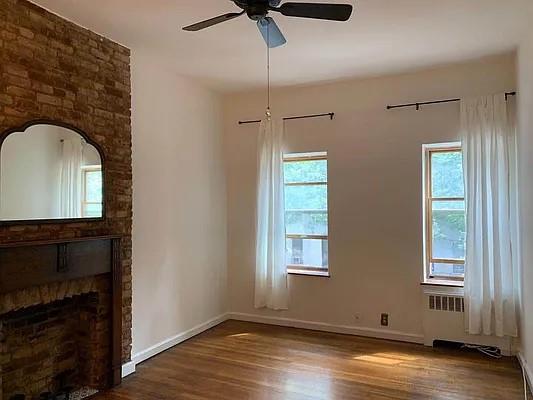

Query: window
<box><xmin>81</xmin><ymin>165</ymin><xmax>103</xmax><ymax>217</ymax></box>
<box><xmin>283</xmin><ymin>152</ymin><xmax>329</xmax><ymax>276</ymax></box>
<box><xmin>424</xmin><ymin>144</ymin><xmax>465</xmax><ymax>283</ymax></box>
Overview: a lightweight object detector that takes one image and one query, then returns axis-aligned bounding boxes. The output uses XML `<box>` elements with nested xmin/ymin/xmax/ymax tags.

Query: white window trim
<box><xmin>422</xmin><ymin>142</ymin><xmax>465</xmax><ymax>287</ymax></box>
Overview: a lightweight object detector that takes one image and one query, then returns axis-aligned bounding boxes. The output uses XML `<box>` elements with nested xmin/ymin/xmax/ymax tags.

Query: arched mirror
<box><xmin>0</xmin><ymin>122</ymin><xmax>104</xmax><ymax>224</ymax></box>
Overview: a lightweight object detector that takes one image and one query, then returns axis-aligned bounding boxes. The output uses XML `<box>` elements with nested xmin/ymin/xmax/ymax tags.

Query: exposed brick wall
<box><xmin>0</xmin><ymin>0</ymin><xmax>132</xmax><ymax>363</ymax></box>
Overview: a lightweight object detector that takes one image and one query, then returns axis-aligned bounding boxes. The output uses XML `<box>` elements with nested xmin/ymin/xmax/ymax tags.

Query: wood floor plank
<box><xmin>97</xmin><ymin>320</ymin><xmax>526</xmax><ymax>400</ymax></box>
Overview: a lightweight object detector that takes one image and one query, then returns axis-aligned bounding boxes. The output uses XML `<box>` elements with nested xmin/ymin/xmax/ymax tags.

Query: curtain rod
<box><xmin>386</xmin><ymin>92</ymin><xmax>517</xmax><ymax>111</ymax></box>
<box><xmin>238</xmin><ymin>112</ymin><xmax>335</xmax><ymax>125</ymax></box>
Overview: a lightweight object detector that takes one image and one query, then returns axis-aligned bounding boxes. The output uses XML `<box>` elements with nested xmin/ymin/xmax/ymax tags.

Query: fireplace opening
<box><xmin>0</xmin><ymin>280</ymin><xmax>111</xmax><ymax>400</ymax></box>
<box><xmin>0</xmin><ymin>236</ymin><xmax>123</xmax><ymax>399</ymax></box>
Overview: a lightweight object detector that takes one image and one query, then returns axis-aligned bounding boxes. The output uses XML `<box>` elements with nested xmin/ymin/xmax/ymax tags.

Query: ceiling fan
<box><xmin>183</xmin><ymin>0</ymin><xmax>354</xmax><ymax>48</ymax></box>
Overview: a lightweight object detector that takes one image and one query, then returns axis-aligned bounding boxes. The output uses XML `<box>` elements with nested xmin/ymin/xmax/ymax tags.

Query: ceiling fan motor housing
<box><xmin>234</xmin><ymin>0</ymin><xmax>273</xmax><ymax>20</ymax></box>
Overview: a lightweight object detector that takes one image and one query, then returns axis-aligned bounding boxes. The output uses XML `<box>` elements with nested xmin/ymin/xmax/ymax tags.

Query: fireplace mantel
<box><xmin>0</xmin><ymin>235</ymin><xmax>123</xmax><ymax>392</ymax></box>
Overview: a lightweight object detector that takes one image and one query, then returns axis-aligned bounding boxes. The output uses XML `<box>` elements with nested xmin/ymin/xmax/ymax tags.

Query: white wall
<box><xmin>223</xmin><ymin>54</ymin><xmax>516</xmax><ymax>338</ymax></box>
<box><xmin>518</xmin><ymin>8</ymin><xmax>533</xmax><ymax>385</ymax></box>
<box><xmin>131</xmin><ymin>51</ymin><xmax>227</xmax><ymax>357</ymax></box>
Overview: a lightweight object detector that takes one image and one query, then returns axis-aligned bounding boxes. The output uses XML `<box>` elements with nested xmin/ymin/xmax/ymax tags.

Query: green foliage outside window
<box><xmin>284</xmin><ymin>159</ymin><xmax>328</xmax><ymax>234</ymax></box>
<box><xmin>430</xmin><ymin>150</ymin><xmax>466</xmax><ymax>264</ymax></box>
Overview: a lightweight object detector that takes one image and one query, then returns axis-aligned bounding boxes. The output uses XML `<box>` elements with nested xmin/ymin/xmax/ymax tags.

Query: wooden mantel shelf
<box><xmin>0</xmin><ymin>234</ymin><xmax>122</xmax><ymax>248</ymax></box>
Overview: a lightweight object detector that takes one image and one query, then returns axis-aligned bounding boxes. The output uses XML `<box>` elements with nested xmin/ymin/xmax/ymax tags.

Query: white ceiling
<box><xmin>34</xmin><ymin>0</ymin><xmax>529</xmax><ymax>92</ymax></box>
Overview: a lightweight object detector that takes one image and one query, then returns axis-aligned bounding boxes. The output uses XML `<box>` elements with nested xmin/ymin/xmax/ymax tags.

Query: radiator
<box><xmin>428</xmin><ymin>295</ymin><xmax>464</xmax><ymax>312</ymax></box>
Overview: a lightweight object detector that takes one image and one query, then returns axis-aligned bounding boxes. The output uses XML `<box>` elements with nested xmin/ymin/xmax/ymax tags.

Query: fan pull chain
<box><xmin>266</xmin><ymin>21</ymin><xmax>271</xmax><ymax>120</ymax></box>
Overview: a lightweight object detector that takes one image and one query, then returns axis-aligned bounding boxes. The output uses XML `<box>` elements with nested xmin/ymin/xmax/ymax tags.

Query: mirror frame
<box><xmin>0</xmin><ymin>119</ymin><xmax>106</xmax><ymax>226</ymax></box>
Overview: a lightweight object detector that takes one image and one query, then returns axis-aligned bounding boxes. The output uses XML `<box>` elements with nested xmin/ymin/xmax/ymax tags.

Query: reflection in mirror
<box><xmin>0</xmin><ymin>124</ymin><xmax>103</xmax><ymax>222</ymax></box>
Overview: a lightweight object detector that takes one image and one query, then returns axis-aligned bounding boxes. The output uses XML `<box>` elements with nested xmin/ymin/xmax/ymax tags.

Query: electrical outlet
<box><xmin>381</xmin><ymin>313</ymin><xmax>389</xmax><ymax>327</ymax></box>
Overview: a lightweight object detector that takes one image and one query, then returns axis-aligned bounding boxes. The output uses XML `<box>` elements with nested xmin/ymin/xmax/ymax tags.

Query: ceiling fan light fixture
<box><xmin>257</xmin><ymin>17</ymin><xmax>287</xmax><ymax>48</ymax></box>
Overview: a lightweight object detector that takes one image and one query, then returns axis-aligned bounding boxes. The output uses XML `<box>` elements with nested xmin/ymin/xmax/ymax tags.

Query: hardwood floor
<box><xmin>97</xmin><ymin>320</ymin><xmax>527</xmax><ymax>400</ymax></box>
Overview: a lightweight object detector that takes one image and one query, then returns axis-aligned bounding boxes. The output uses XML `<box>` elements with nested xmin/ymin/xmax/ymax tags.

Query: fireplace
<box><xmin>0</xmin><ymin>237</ymin><xmax>122</xmax><ymax>400</ymax></box>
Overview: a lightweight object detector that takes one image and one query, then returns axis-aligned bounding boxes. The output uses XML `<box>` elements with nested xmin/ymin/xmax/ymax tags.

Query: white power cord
<box><xmin>522</xmin><ymin>368</ymin><xmax>527</xmax><ymax>400</ymax></box>
<box><xmin>524</xmin><ymin>365</ymin><xmax>530</xmax><ymax>400</ymax></box>
<box><xmin>460</xmin><ymin>343</ymin><xmax>532</xmax><ymax>399</ymax></box>
<box><xmin>462</xmin><ymin>344</ymin><xmax>529</xmax><ymax>399</ymax></box>
<box><xmin>462</xmin><ymin>344</ymin><xmax>502</xmax><ymax>359</ymax></box>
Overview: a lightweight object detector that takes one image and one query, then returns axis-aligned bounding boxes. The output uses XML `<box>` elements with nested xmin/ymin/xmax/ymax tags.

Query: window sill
<box><xmin>288</xmin><ymin>269</ymin><xmax>330</xmax><ymax>278</ymax></box>
<box><xmin>421</xmin><ymin>280</ymin><xmax>464</xmax><ymax>287</ymax></box>
<box><xmin>421</xmin><ymin>281</ymin><xmax>464</xmax><ymax>296</ymax></box>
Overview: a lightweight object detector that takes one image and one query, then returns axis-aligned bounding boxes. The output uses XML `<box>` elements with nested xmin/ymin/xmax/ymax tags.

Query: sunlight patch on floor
<box><xmin>372</xmin><ymin>352</ymin><xmax>418</xmax><ymax>362</ymax></box>
<box><xmin>227</xmin><ymin>332</ymin><xmax>254</xmax><ymax>338</ymax></box>
<box><xmin>353</xmin><ymin>352</ymin><xmax>417</xmax><ymax>366</ymax></box>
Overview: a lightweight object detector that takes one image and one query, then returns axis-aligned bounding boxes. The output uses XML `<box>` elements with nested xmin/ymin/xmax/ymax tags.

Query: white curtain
<box><xmin>59</xmin><ymin>138</ymin><xmax>84</xmax><ymax>218</ymax></box>
<box><xmin>254</xmin><ymin>118</ymin><xmax>289</xmax><ymax>310</ymax></box>
<box><xmin>461</xmin><ymin>93</ymin><xmax>519</xmax><ymax>337</ymax></box>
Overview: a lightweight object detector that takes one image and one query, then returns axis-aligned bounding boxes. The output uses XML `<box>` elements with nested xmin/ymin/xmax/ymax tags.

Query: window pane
<box><xmin>285</xmin><ymin>185</ymin><xmax>327</xmax><ymax>211</ymax></box>
<box><xmin>286</xmin><ymin>210</ymin><xmax>327</xmax><ymax>235</ymax></box>
<box><xmin>432</xmin><ymin>200</ymin><xmax>466</xmax><ymax>260</ymax></box>
<box><xmin>284</xmin><ymin>159</ymin><xmax>327</xmax><ymax>184</ymax></box>
<box><xmin>286</xmin><ymin>238</ymin><xmax>328</xmax><ymax>268</ymax></box>
<box><xmin>431</xmin><ymin>262</ymin><xmax>465</xmax><ymax>278</ymax></box>
<box><xmin>85</xmin><ymin>170</ymin><xmax>102</xmax><ymax>202</ymax></box>
<box><xmin>431</xmin><ymin>151</ymin><xmax>464</xmax><ymax>198</ymax></box>
<box><xmin>83</xmin><ymin>203</ymin><xmax>102</xmax><ymax>218</ymax></box>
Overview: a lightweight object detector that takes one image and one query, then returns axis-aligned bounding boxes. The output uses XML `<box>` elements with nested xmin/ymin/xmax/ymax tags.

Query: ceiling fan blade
<box><xmin>257</xmin><ymin>17</ymin><xmax>287</xmax><ymax>48</ymax></box>
<box><xmin>273</xmin><ymin>2</ymin><xmax>353</xmax><ymax>22</ymax></box>
<box><xmin>183</xmin><ymin>11</ymin><xmax>244</xmax><ymax>31</ymax></box>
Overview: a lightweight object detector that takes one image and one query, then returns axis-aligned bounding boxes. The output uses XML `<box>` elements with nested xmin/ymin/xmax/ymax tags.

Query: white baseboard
<box><xmin>121</xmin><ymin>361</ymin><xmax>136</xmax><ymax>378</ymax></box>
<box><xmin>121</xmin><ymin>313</ymin><xmax>228</xmax><ymax>378</ymax></box>
<box><xmin>227</xmin><ymin>312</ymin><xmax>425</xmax><ymax>344</ymax></box>
<box><xmin>133</xmin><ymin>313</ymin><xmax>228</xmax><ymax>364</ymax></box>
<box><xmin>518</xmin><ymin>352</ymin><xmax>533</xmax><ymax>395</ymax></box>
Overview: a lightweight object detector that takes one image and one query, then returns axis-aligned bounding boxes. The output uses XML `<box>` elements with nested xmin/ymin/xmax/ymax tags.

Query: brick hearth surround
<box><xmin>0</xmin><ymin>276</ymin><xmax>112</xmax><ymax>398</ymax></box>
<box><xmin>0</xmin><ymin>0</ymin><xmax>132</xmax><ymax>370</ymax></box>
